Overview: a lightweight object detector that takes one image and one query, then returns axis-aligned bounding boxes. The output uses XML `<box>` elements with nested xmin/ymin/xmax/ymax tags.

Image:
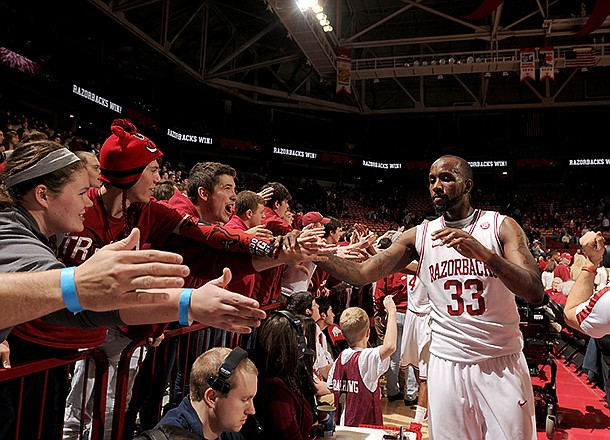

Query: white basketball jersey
<box><xmin>415</xmin><ymin>210</ymin><xmax>522</xmax><ymax>363</ymax></box>
<box><xmin>406</xmin><ymin>274</ymin><xmax>431</xmax><ymax>315</ymax></box>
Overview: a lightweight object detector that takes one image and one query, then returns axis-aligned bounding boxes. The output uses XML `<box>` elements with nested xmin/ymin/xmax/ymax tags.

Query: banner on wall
<box><xmin>520</xmin><ymin>49</ymin><xmax>535</xmax><ymax>81</ymax></box>
<box><xmin>336</xmin><ymin>48</ymin><xmax>352</xmax><ymax>96</ymax></box>
<box><xmin>538</xmin><ymin>47</ymin><xmax>555</xmax><ymax>80</ymax></box>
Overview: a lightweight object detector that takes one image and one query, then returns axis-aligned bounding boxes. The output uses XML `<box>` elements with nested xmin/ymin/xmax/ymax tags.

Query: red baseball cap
<box><xmin>301</xmin><ymin>211</ymin><xmax>330</xmax><ymax>227</ymax></box>
<box><xmin>560</xmin><ymin>252</ymin><xmax>573</xmax><ymax>261</ymax></box>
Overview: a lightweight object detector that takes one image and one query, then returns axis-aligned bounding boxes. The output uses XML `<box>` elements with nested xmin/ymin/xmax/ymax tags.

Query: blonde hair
<box><xmin>340</xmin><ymin>307</ymin><xmax>369</xmax><ymax>346</ymax></box>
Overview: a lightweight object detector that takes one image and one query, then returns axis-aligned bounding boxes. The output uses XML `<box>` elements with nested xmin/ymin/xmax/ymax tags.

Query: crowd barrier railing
<box><xmin>0</xmin><ymin>301</ymin><xmax>284</xmax><ymax>440</ymax></box>
<box><xmin>0</xmin><ymin>348</ymin><xmax>109</xmax><ymax>440</ymax></box>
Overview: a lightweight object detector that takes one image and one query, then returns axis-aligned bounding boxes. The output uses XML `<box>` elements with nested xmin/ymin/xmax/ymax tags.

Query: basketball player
<box><xmin>317</xmin><ymin>155</ymin><xmax>544</xmax><ymax>439</ymax></box>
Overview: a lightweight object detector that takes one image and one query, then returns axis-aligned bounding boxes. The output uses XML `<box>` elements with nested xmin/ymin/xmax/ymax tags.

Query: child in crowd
<box><xmin>327</xmin><ymin>296</ymin><xmax>396</xmax><ymax>427</ymax></box>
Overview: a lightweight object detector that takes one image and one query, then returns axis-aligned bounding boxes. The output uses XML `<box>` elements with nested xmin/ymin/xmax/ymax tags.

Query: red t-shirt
<box><xmin>373</xmin><ymin>273</ymin><xmax>409</xmax><ymax>314</ymax></box>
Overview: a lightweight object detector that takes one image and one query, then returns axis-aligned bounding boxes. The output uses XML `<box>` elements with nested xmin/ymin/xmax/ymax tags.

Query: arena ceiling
<box><xmin>4</xmin><ymin>0</ymin><xmax>610</xmax><ymax>115</ymax></box>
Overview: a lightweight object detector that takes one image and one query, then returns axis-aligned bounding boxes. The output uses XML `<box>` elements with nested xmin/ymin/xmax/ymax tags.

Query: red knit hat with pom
<box><xmin>99</xmin><ymin>119</ymin><xmax>163</xmax><ymax>189</ymax></box>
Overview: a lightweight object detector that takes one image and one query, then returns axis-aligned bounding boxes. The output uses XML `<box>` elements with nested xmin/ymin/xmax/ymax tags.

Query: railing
<box><xmin>0</xmin><ymin>349</ymin><xmax>109</xmax><ymax>440</ymax></box>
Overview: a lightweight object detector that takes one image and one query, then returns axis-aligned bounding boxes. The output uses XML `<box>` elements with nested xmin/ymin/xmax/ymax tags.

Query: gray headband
<box><xmin>4</xmin><ymin>148</ymin><xmax>81</xmax><ymax>189</ymax></box>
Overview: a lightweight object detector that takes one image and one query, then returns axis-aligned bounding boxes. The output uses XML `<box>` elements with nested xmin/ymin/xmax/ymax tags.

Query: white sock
<box><xmin>414</xmin><ymin>405</ymin><xmax>427</xmax><ymax>424</ymax></box>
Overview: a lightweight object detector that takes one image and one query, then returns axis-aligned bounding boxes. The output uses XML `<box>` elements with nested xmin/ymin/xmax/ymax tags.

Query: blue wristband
<box><xmin>60</xmin><ymin>267</ymin><xmax>84</xmax><ymax>313</ymax></box>
<box><xmin>179</xmin><ymin>288</ymin><xmax>194</xmax><ymax>326</ymax></box>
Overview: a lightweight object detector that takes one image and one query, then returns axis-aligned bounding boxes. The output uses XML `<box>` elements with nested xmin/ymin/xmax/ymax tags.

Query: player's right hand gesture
<box><xmin>431</xmin><ymin>227</ymin><xmax>492</xmax><ymax>262</ymax></box>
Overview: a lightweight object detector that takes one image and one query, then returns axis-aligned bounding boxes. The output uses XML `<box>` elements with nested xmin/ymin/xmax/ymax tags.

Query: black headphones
<box><xmin>207</xmin><ymin>347</ymin><xmax>248</xmax><ymax>394</ymax></box>
<box><xmin>274</xmin><ymin>310</ymin><xmax>315</xmax><ymax>359</ymax></box>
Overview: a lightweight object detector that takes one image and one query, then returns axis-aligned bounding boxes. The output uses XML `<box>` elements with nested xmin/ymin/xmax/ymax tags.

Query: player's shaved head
<box><xmin>433</xmin><ymin>155</ymin><xmax>473</xmax><ymax>182</ymax></box>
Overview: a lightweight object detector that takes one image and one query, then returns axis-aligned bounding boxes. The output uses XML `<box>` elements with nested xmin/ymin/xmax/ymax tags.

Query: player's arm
<box><xmin>492</xmin><ymin>217</ymin><xmax>545</xmax><ymax>304</ymax></box>
<box><xmin>316</xmin><ymin>227</ymin><xmax>418</xmax><ymax>287</ymax></box>
<box><xmin>564</xmin><ymin>231</ymin><xmax>605</xmax><ymax>332</ymax></box>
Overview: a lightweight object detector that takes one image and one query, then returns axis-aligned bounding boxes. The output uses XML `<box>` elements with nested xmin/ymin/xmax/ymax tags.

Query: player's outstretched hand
<box><xmin>75</xmin><ymin>228</ymin><xmax>190</xmax><ymax>311</ymax></box>
<box><xmin>580</xmin><ymin>231</ymin><xmax>605</xmax><ymax>267</ymax></box>
<box><xmin>189</xmin><ymin>268</ymin><xmax>266</xmax><ymax>333</ymax></box>
<box><xmin>431</xmin><ymin>227</ymin><xmax>492</xmax><ymax>261</ymax></box>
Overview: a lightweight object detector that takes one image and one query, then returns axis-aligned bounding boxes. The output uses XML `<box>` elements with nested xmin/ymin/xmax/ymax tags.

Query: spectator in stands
<box><xmin>554</xmin><ymin>252</ymin><xmax>573</xmax><ymax>282</ymax></box>
<box><xmin>225</xmin><ymin>190</ymin><xmax>273</xmax><ymax>240</ymax></box>
<box><xmin>74</xmin><ymin>151</ymin><xmax>102</xmax><ymax>188</ymax></box>
<box><xmin>315</xmin><ymin>296</ymin><xmax>342</xmax><ymax>358</ymax></box>
<box><xmin>546</xmin><ymin>277</ymin><xmax>567</xmax><ymax>306</ymax></box>
<box><xmin>156</xmin><ymin>347</ymin><xmax>257</xmax><ymax>440</ymax></box>
<box><xmin>250</xmin><ymin>312</ymin><xmax>315</xmax><ymax>439</ymax></box>
<box><xmin>310</xmin><ymin>217</ymin><xmax>344</xmax><ymax>296</ymax></box>
<box><xmin>531</xmin><ymin>239</ymin><xmax>546</xmax><ymax>259</ymax></box>
<box><xmin>2</xmin><ymin>129</ymin><xmax>19</xmax><ymax>157</ymax></box>
<box><xmin>541</xmin><ymin>259</ymin><xmax>557</xmax><ymax>290</ymax></box>
<box><xmin>287</xmin><ymin>291</ymin><xmax>334</xmax><ymax>380</ymax></box>
<box><xmin>561</xmin><ymin>232</ymin><xmax>572</xmax><ymax>249</ymax></box>
<box><xmin>153</xmin><ymin>180</ymin><xmax>177</xmax><ymax>201</ymax></box>
<box><xmin>281</xmin><ymin>211</ymin><xmax>330</xmax><ymax>298</ymax></box>
<box><xmin>328</xmin><ymin>297</ymin><xmax>396</xmax><ymax>427</ymax></box>
<box><xmin>252</xmin><ymin>182</ymin><xmax>294</xmax><ymax>304</ymax></box>
<box><xmin>184</xmin><ymin>162</ymin><xmax>237</xmax><ymax>225</ymax></box>
<box><xmin>224</xmin><ymin>190</ymin><xmax>272</xmax><ymax>298</ymax></box>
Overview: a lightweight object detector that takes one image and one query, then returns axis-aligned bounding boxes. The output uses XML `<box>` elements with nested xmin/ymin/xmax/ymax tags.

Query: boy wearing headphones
<box><xmin>327</xmin><ymin>296</ymin><xmax>396</xmax><ymax>427</ymax></box>
<box><xmin>156</xmin><ymin>347</ymin><xmax>257</xmax><ymax>440</ymax></box>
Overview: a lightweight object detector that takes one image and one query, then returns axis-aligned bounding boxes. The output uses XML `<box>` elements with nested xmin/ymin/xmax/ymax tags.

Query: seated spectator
<box><xmin>541</xmin><ymin>259</ymin><xmax>557</xmax><ymax>290</ymax></box>
<box><xmin>249</xmin><ymin>312</ymin><xmax>315</xmax><ymax>439</ymax></box>
<box><xmin>554</xmin><ymin>252</ymin><xmax>572</xmax><ymax>282</ymax></box>
<box><xmin>286</xmin><ymin>292</ymin><xmax>333</xmax><ymax>380</ymax></box>
<box><xmin>157</xmin><ymin>347</ymin><xmax>257</xmax><ymax>440</ymax></box>
<box><xmin>328</xmin><ymin>297</ymin><xmax>396</xmax><ymax>427</ymax></box>
<box><xmin>546</xmin><ymin>277</ymin><xmax>567</xmax><ymax>306</ymax></box>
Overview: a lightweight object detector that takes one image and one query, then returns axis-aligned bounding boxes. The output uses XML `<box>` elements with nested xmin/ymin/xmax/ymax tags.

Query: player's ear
<box><xmin>465</xmin><ymin>179</ymin><xmax>473</xmax><ymax>194</ymax></box>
